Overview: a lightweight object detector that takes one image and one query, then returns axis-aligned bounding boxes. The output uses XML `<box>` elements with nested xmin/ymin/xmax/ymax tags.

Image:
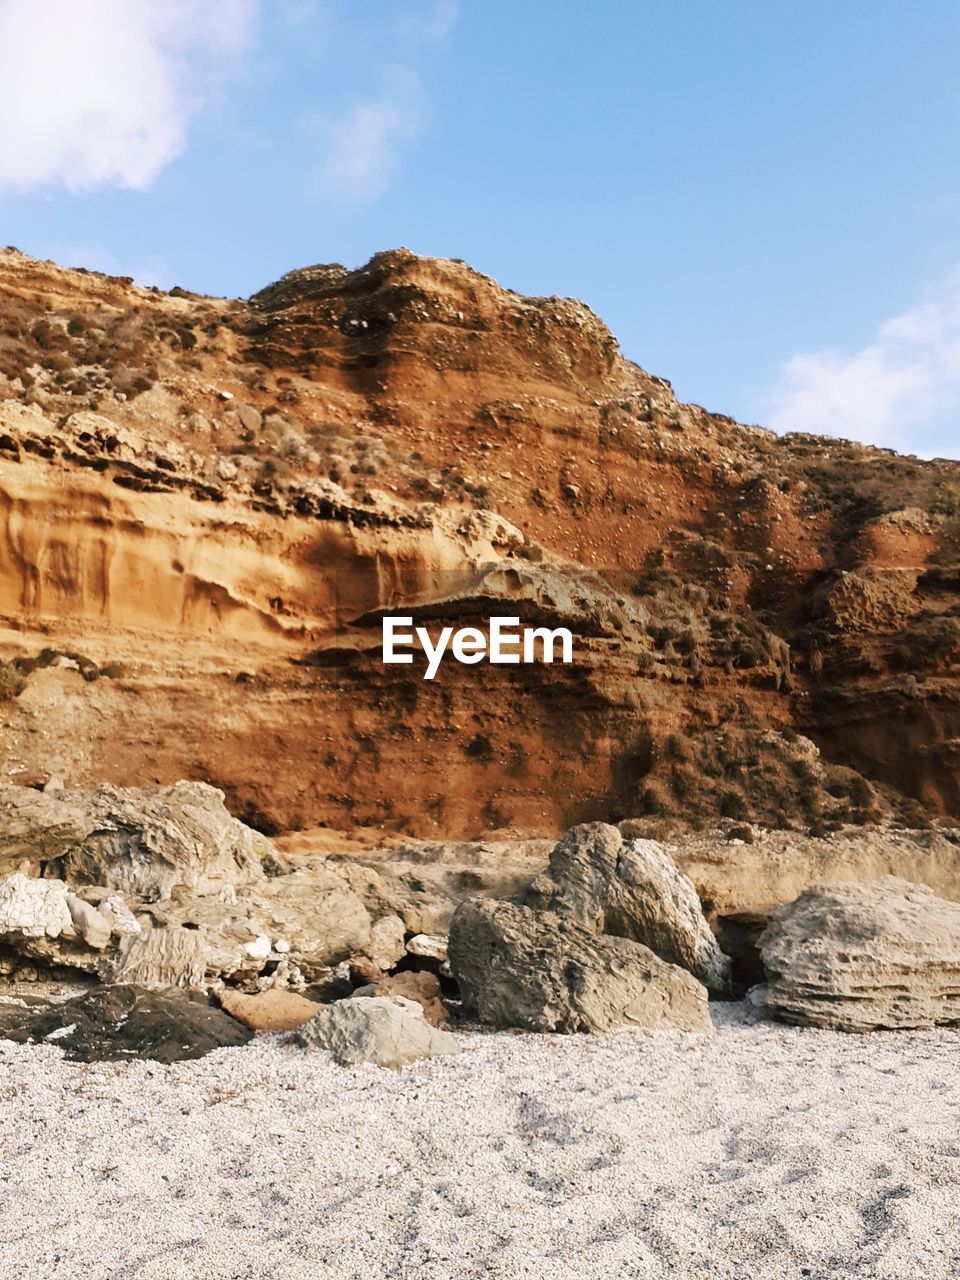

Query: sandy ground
<box><xmin>0</xmin><ymin>1003</ymin><xmax>959</xmax><ymax>1280</ymax></box>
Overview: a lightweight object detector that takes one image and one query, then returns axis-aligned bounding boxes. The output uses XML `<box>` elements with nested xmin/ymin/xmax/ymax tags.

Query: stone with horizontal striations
<box><xmin>100</xmin><ymin>925</ymin><xmax>208</xmax><ymax>990</ymax></box>
<box><xmin>759</xmin><ymin>876</ymin><xmax>960</xmax><ymax>1031</ymax></box>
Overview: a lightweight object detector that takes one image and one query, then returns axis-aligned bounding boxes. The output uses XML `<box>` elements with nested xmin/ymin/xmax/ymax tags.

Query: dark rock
<box><xmin>0</xmin><ymin>983</ymin><xmax>252</xmax><ymax>1061</ymax></box>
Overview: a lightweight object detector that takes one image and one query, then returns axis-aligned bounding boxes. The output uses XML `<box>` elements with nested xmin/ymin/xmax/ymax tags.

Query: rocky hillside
<box><xmin>0</xmin><ymin>247</ymin><xmax>958</xmax><ymax>837</ymax></box>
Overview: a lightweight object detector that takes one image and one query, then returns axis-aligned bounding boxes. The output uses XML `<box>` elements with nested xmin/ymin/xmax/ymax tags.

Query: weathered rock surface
<box><xmin>3</xmin><ymin>249</ymin><xmax>957</xmax><ymax>838</ymax></box>
<box><xmin>138</xmin><ymin>865</ymin><xmax>373</xmax><ymax>983</ymax></box>
<box><xmin>100</xmin><ymin>926</ymin><xmax>208</xmax><ymax>989</ymax></box>
<box><xmin>353</xmin><ymin>970</ymin><xmax>447</xmax><ymax>1027</ymax></box>
<box><xmin>218</xmin><ymin>987</ymin><xmax>321</xmax><ymax>1032</ymax></box>
<box><xmin>405</xmin><ymin>933</ymin><xmax>448</xmax><ymax>963</ymax></box>
<box><xmin>0</xmin><ymin>873</ymin><xmax>74</xmax><ymax>940</ymax></box>
<box><xmin>523</xmin><ymin>823</ymin><xmax>731</xmax><ymax>991</ymax></box>
<box><xmin>0</xmin><ymin>984</ymin><xmax>253</xmax><ymax>1061</ymax></box>
<box><xmin>320</xmin><ymin>834</ymin><xmax>551</xmax><ymax>937</ymax></box>
<box><xmin>297</xmin><ymin>995</ymin><xmax>460</xmax><ymax>1069</ymax></box>
<box><xmin>0</xmin><ymin>781</ymin><xmax>265</xmax><ymax>897</ymax></box>
<box><xmin>0</xmin><ymin>872</ymin><xmax>143</xmax><ymax>973</ymax></box>
<box><xmin>449</xmin><ymin>896</ymin><xmax>710</xmax><ymax>1033</ymax></box>
<box><xmin>670</xmin><ymin>824</ymin><xmax>960</xmax><ymax>922</ymax></box>
<box><xmin>0</xmin><ymin>785</ymin><xmax>374</xmax><ymax>987</ymax></box>
<box><xmin>759</xmin><ymin>877</ymin><xmax>960</xmax><ymax>1031</ymax></box>
<box><xmin>360</xmin><ymin>913</ymin><xmax>407</xmax><ymax>971</ymax></box>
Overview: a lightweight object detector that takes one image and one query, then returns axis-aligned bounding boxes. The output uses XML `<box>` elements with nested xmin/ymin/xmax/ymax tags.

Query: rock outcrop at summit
<box><xmin>759</xmin><ymin>877</ymin><xmax>960</xmax><ymax>1031</ymax></box>
<box><xmin>0</xmin><ymin>246</ymin><xmax>958</xmax><ymax>836</ymax></box>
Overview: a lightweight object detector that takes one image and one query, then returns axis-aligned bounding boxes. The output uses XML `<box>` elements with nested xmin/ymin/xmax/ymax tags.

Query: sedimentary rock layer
<box><xmin>0</xmin><ymin>248</ymin><xmax>958</xmax><ymax>834</ymax></box>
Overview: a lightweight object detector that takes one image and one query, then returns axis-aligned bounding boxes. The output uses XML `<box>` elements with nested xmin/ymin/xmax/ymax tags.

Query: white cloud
<box><xmin>0</xmin><ymin>0</ymin><xmax>256</xmax><ymax>192</ymax></box>
<box><xmin>766</xmin><ymin>269</ymin><xmax>960</xmax><ymax>458</ymax></box>
<box><xmin>395</xmin><ymin>0</ymin><xmax>458</xmax><ymax>49</ymax></box>
<box><xmin>312</xmin><ymin>3</ymin><xmax>456</xmax><ymax>204</ymax></box>
<box><xmin>314</xmin><ymin>70</ymin><xmax>422</xmax><ymax>202</ymax></box>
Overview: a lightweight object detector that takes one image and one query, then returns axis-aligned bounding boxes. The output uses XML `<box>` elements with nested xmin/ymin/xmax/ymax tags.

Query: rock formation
<box><xmin>0</xmin><ymin>248</ymin><xmax>957</xmax><ymax>837</ymax></box>
<box><xmin>0</xmin><ymin>780</ymin><xmax>265</xmax><ymax>895</ymax></box>
<box><xmin>521</xmin><ymin>822</ymin><xmax>731</xmax><ymax>990</ymax></box>
<box><xmin>759</xmin><ymin>877</ymin><xmax>960</xmax><ymax>1030</ymax></box>
<box><xmin>0</xmin><ymin>782</ymin><xmax>407</xmax><ymax>989</ymax></box>
<box><xmin>449</xmin><ymin>897</ymin><xmax>710</xmax><ymax>1033</ymax></box>
<box><xmin>297</xmin><ymin>995</ymin><xmax>461</xmax><ymax>1068</ymax></box>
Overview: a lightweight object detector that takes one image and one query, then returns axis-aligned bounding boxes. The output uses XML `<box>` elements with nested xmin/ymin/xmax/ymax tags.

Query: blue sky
<box><xmin>1</xmin><ymin>0</ymin><xmax>959</xmax><ymax>458</ymax></box>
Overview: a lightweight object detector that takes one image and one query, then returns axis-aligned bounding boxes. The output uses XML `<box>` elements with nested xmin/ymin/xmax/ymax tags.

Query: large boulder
<box><xmin>0</xmin><ymin>781</ymin><xmax>266</xmax><ymax>898</ymax></box>
<box><xmin>297</xmin><ymin>995</ymin><xmax>461</xmax><ymax>1069</ymax></box>
<box><xmin>522</xmin><ymin>823</ymin><xmax>731</xmax><ymax>992</ymax></box>
<box><xmin>759</xmin><ymin>876</ymin><xmax>960</xmax><ymax>1031</ymax></box>
<box><xmin>449</xmin><ymin>896</ymin><xmax>710</xmax><ymax>1034</ymax></box>
<box><xmin>0</xmin><ymin>984</ymin><xmax>253</xmax><ymax>1061</ymax></box>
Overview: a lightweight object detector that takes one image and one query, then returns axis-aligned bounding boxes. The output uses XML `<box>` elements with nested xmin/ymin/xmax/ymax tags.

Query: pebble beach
<box><xmin>1</xmin><ymin>1003</ymin><xmax>958</xmax><ymax>1280</ymax></box>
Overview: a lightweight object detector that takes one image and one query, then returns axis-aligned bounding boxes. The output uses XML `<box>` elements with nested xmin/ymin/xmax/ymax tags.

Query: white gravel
<box><xmin>1</xmin><ymin>1003</ymin><xmax>959</xmax><ymax>1279</ymax></box>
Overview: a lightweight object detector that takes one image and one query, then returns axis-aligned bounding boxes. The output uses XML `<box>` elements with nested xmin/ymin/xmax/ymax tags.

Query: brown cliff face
<box><xmin>0</xmin><ymin>247</ymin><xmax>958</xmax><ymax>837</ymax></box>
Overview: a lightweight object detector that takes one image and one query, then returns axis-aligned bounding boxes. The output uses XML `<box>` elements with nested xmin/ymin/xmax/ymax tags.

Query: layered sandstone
<box><xmin>759</xmin><ymin>877</ymin><xmax>960</xmax><ymax>1030</ymax></box>
<box><xmin>0</xmin><ymin>247</ymin><xmax>958</xmax><ymax>837</ymax></box>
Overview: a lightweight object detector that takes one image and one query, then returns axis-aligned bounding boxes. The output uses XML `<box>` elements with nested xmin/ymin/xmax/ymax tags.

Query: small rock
<box><xmin>65</xmin><ymin>894</ymin><xmax>112</xmax><ymax>949</ymax></box>
<box><xmin>218</xmin><ymin>988</ymin><xmax>320</xmax><ymax>1033</ymax></box>
<box><xmin>237</xmin><ymin>404</ymin><xmax>262</xmax><ymax>433</ymax></box>
<box><xmin>96</xmin><ymin>894</ymin><xmax>141</xmax><ymax>938</ymax></box>
<box><xmin>406</xmin><ymin>933</ymin><xmax>448</xmax><ymax>963</ymax></box>
<box><xmin>353</xmin><ymin>971</ymin><xmax>447</xmax><ymax>1027</ymax></box>
<box><xmin>362</xmin><ymin>914</ymin><xmax>406</xmax><ymax>971</ymax></box>
<box><xmin>0</xmin><ymin>874</ymin><xmax>75</xmax><ymax>940</ymax></box>
<box><xmin>243</xmin><ymin>934</ymin><xmax>272</xmax><ymax>962</ymax></box>
<box><xmin>298</xmin><ymin>996</ymin><xmax>460</xmax><ymax>1070</ymax></box>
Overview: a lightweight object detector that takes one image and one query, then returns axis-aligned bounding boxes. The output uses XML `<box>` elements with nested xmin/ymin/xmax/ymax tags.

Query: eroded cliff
<box><xmin>0</xmin><ymin>247</ymin><xmax>958</xmax><ymax>836</ymax></box>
